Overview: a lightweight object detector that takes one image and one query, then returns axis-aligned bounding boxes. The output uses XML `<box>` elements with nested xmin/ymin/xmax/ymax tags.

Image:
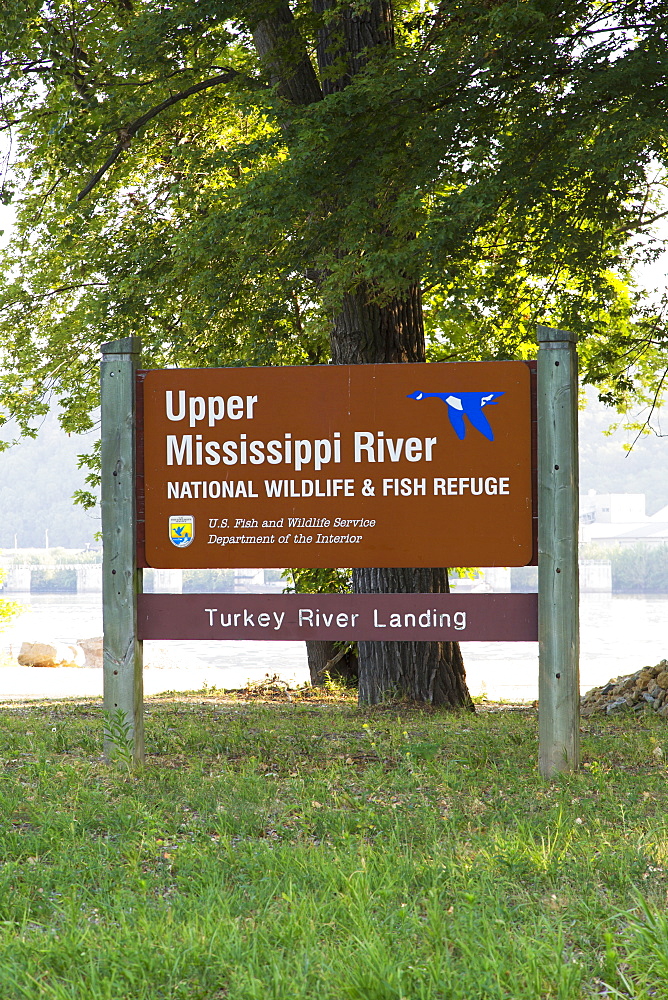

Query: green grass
<box><xmin>1</xmin><ymin>691</ymin><xmax>668</xmax><ymax>998</ymax></box>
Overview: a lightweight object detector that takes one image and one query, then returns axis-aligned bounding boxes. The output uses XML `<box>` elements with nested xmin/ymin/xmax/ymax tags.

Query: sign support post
<box><xmin>101</xmin><ymin>337</ymin><xmax>144</xmax><ymax>764</ymax></box>
<box><xmin>537</xmin><ymin>325</ymin><xmax>580</xmax><ymax>777</ymax></box>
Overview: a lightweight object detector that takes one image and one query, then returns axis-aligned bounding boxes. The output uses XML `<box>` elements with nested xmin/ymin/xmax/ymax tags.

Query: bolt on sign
<box><xmin>140</xmin><ymin>360</ymin><xmax>534</xmax><ymax>569</ymax></box>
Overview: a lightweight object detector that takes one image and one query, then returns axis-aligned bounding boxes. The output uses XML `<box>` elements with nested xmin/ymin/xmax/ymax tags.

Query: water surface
<box><xmin>1</xmin><ymin>592</ymin><xmax>665</xmax><ymax>702</ymax></box>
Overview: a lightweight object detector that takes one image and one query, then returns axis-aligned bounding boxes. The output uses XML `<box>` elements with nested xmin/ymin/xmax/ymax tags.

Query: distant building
<box><xmin>580</xmin><ymin>492</ymin><xmax>668</xmax><ymax>546</ymax></box>
<box><xmin>580</xmin><ymin>491</ymin><xmax>647</xmax><ymax>524</ymax></box>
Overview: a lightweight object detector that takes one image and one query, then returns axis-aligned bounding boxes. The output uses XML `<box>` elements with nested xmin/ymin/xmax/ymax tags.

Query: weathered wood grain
<box><xmin>101</xmin><ymin>337</ymin><xmax>144</xmax><ymax>763</ymax></box>
<box><xmin>537</xmin><ymin>325</ymin><xmax>580</xmax><ymax>777</ymax></box>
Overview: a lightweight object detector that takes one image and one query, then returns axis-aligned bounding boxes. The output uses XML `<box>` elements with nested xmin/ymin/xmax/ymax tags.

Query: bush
<box><xmin>611</xmin><ymin>544</ymin><xmax>668</xmax><ymax>593</ymax></box>
<box><xmin>0</xmin><ymin>565</ymin><xmax>22</xmax><ymax>629</ymax></box>
<box><xmin>30</xmin><ymin>567</ymin><xmax>77</xmax><ymax>593</ymax></box>
<box><xmin>182</xmin><ymin>569</ymin><xmax>235</xmax><ymax>593</ymax></box>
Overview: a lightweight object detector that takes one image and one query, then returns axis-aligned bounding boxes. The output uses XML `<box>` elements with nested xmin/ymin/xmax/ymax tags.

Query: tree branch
<box><xmin>77</xmin><ymin>70</ymin><xmax>266</xmax><ymax>202</ymax></box>
<box><xmin>616</xmin><ymin>207</ymin><xmax>668</xmax><ymax>236</ymax></box>
<box><xmin>252</xmin><ymin>3</ymin><xmax>322</xmax><ymax>106</ymax></box>
<box><xmin>627</xmin><ymin>366</ymin><xmax>668</xmax><ymax>453</ymax></box>
<box><xmin>324</xmin><ymin>643</ymin><xmax>355</xmax><ymax>671</ymax></box>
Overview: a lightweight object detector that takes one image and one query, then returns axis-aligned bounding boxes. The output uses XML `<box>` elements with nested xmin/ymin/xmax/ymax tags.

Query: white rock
<box><xmin>18</xmin><ymin>641</ymin><xmax>86</xmax><ymax>668</ymax></box>
<box><xmin>77</xmin><ymin>637</ymin><xmax>103</xmax><ymax>669</ymax></box>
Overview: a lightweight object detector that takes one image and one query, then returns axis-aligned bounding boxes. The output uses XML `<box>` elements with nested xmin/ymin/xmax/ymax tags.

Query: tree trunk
<box><xmin>306</xmin><ymin>640</ymin><xmax>358</xmax><ymax>686</ymax></box>
<box><xmin>353</xmin><ymin>568</ymin><xmax>469</xmax><ymax>706</ymax></box>
<box><xmin>328</xmin><ymin>283</ymin><xmax>473</xmax><ymax>709</ymax></box>
<box><xmin>312</xmin><ymin>0</ymin><xmax>393</xmax><ymax>96</ymax></box>
<box><xmin>249</xmin><ymin>2</ymin><xmax>473</xmax><ymax>708</ymax></box>
<box><xmin>329</xmin><ymin>283</ymin><xmax>426</xmax><ymax>364</ymax></box>
<box><xmin>251</xmin><ymin>4</ymin><xmax>323</xmax><ymax>106</ymax></box>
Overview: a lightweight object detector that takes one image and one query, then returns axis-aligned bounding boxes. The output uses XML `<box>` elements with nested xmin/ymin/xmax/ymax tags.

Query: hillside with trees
<box><xmin>0</xmin><ymin>411</ymin><xmax>99</xmax><ymax>549</ymax></box>
<box><xmin>579</xmin><ymin>393</ymin><xmax>668</xmax><ymax>515</ymax></box>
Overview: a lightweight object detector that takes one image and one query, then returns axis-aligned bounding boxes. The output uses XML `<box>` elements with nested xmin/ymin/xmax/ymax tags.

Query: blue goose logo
<box><xmin>407</xmin><ymin>390</ymin><xmax>505</xmax><ymax>441</ymax></box>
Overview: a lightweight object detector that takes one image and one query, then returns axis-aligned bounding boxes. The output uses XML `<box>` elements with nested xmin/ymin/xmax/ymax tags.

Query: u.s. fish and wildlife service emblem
<box><xmin>169</xmin><ymin>515</ymin><xmax>195</xmax><ymax>548</ymax></box>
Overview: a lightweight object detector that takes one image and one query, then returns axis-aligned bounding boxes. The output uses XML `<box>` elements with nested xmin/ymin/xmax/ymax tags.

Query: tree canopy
<box><xmin>1</xmin><ymin>0</ymin><xmax>668</xmax><ymax>438</ymax></box>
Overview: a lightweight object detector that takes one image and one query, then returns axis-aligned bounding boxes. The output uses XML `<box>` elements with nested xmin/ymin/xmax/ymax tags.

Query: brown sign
<box><xmin>137</xmin><ymin>593</ymin><xmax>538</xmax><ymax>642</ymax></box>
<box><xmin>140</xmin><ymin>361</ymin><xmax>533</xmax><ymax>568</ymax></box>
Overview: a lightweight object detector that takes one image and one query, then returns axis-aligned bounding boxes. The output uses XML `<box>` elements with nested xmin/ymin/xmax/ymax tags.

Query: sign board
<box><xmin>103</xmin><ymin>333</ymin><xmax>579</xmax><ymax>777</ymax></box>
<box><xmin>140</xmin><ymin>361</ymin><xmax>533</xmax><ymax>569</ymax></box>
<box><xmin>138</xmin><ymin>592</ymin><xmax>538</xmax><ymax>642</ymax></box>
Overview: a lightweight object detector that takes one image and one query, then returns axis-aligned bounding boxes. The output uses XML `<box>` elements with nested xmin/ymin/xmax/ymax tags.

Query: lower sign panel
<box><xmin>137</xmin><ymin>593</ymin><xmax>538</xmax><ymax>642</ymax></box>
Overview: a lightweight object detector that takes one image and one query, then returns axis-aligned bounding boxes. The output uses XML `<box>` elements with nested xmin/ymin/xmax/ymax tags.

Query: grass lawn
<box><xmin>1</xmin><ymin>686</ymin><xmax>668</xmax><ymax>999</ymax></box>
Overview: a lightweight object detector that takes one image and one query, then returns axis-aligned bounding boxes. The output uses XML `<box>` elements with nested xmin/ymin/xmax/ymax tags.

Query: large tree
<box><xmin>251</xmin><ymin>0</ymin><xmax>470</xmax><ymax>704</ymax></box>
<box><xmin>1</xmin><ymin>1</ymin><xmax>668</xmax><ymax>704</ymax></box>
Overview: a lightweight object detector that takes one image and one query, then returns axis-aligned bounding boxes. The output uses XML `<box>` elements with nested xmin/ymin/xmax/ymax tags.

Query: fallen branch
<box><xmin>324</xmin><ymin>643</ymin><xmax>355</xmax><ymax>671</ymax></box>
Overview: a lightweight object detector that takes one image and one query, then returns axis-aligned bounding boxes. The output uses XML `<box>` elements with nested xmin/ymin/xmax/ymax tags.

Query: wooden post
<box><xmin>101</xmin><ymin>337</ymin><xmax>144</xmax><ymax>764</ymax></box>
<box><xmin>537</xmin><ymin>325</ymin><xmax>580</xmax><ymax>777</ymax></box>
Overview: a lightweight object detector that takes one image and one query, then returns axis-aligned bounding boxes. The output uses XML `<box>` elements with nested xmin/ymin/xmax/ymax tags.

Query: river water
<box><xmin>0</xmin><ymin>592</ymin><xmax>666</xmax><ymax>702</ymax></box>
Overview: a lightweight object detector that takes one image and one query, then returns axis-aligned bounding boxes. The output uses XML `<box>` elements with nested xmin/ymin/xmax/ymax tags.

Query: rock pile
<box><xmin>581</xmin><ymin>659</ymin><xmax>668</xmax><ymax>718</ymax></box>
